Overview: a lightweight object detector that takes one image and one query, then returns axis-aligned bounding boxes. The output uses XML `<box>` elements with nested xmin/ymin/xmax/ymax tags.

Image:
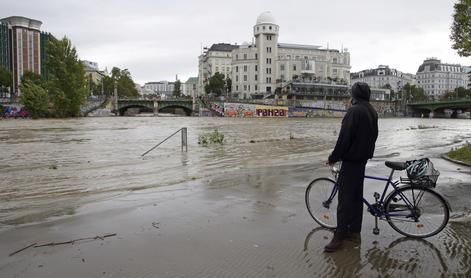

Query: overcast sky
<box><xmin>1</xmin><ymin>0</ymin><xmax>468</xmax><ymax>85</ymax></box>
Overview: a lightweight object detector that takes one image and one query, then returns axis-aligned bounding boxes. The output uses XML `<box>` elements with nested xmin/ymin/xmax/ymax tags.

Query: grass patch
<box><xmin>448</xmin><ymin>144</ymin><xmax>471</xmax><ymax>164</ymax></box>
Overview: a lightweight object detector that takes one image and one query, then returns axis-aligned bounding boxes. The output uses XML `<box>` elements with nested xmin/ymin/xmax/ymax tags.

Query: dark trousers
<box><xmin>336</xmin><ymin>161</ymin><xmax>366</xmax><ymax>238</ymax></box>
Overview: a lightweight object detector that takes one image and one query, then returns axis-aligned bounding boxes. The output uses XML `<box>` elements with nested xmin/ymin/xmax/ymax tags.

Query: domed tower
<box><xmin>254</xmin><ymin>12</ymin><xmax>279</xmax><ymax>95</ymax></box>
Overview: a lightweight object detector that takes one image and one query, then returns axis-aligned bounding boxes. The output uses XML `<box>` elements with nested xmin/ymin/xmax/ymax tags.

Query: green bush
<box><xmin>198</xmin><ymin>129</ymin><xmax>224</xmax><ymax>146</ymax></box>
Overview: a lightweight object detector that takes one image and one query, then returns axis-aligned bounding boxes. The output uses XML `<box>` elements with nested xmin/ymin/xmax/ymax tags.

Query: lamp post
<box><xmin>113</xmin><ymin>79</ymin><xmax>118</xmax><ymax>116</ymax></box>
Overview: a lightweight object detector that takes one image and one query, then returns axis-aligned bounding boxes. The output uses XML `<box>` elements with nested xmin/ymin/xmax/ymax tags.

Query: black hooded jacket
<box><xmin>328</xmin><ymin>83</ymin><xmax>378</xmax><ymax>163</ymax></box>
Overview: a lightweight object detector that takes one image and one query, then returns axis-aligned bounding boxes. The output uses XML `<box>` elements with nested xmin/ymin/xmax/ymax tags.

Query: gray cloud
<box><xmin>1</xmin><ymin>0</ymin><xmax>467</xmax><ymax>84</ymax></box>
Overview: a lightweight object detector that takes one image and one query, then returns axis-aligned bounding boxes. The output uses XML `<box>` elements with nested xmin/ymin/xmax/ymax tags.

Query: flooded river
<box><xmin>1</xmin><ymin>117</ymin><xmax>471</xmax><ymax>277</ymax></box>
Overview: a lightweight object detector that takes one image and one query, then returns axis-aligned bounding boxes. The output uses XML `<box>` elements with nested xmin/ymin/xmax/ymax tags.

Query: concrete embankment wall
<box><xmin>202</xmin><ymin>100</ymin><xmax>394</xmax><ymax>118</ymax></box>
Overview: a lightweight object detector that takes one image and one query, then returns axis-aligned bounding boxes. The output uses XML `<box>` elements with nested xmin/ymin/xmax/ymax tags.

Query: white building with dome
<box><xmin>198</xmin><ymin>12</ymin><xmax>351</xmax><ymax>99</ymax></box>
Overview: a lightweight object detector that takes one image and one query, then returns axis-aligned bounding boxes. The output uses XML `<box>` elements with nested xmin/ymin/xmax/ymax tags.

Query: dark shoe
<box><xmin>324</xmin><ymin>236</ymin><xmax>344</xmax><ymax>252</ymax></box>
<box><xmin>346</xmin><ymin>232</ymin><xmax>361</xmax><ymax>244</ymax></box>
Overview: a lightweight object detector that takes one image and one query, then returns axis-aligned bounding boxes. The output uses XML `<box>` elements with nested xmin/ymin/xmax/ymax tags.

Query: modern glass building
<box><xmin>0</xmin><ymin>22</ymin><xmax>11</xmax><ymax>70</ymax></box>
<box><xmin>0</xmin><ymin>16</ymin><xmax>43</xmax><ymax>99</ymax></box>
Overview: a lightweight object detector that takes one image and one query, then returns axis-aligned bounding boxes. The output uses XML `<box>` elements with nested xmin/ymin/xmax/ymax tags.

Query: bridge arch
<box><xmin>158</xmin><ymin>105</ymin><xmax>192</xmax><ymax>116</ymax></box>
<box><xmin>118</xmin><ymin>105</ymin><xmax>154</xmax><ymax>116</ymax></box>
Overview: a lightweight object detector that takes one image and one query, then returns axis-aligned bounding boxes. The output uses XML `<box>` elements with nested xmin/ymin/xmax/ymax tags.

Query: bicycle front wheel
<box><xmin>305</xmin><ymin>178</ymin><xmax>338</xmax><ymax>229</ymax></box>
<box><xmin>385</xmin><ymin>186</ymin><xmax>449</xmax><ymax>238</ymax></box>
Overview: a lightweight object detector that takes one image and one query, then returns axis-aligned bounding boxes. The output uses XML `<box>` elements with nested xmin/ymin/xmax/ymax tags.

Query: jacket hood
<box><xmin>351</xmin><ymin>82</ymin><xmax>371</xmax><ymax>101</ymax></box>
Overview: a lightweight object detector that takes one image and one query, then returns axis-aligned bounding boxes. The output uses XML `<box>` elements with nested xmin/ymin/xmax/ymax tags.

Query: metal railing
<box><xmin>141</xmin><ymin>127</ymin><xmax>188</xmax><ymax>157</ymax></box>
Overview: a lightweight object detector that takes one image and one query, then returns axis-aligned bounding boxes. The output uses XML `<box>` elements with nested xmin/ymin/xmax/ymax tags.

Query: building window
<box><xmin>281</xmin><ymin>64</ymin><xmax>285</xmax><ymax>71</ymax></box>
<box><xmin>255</xmin><ymin>74</ymin><xmax>258</xmax><ymax>81</ymax></box>
<box><xmin>293</xmin><ymin>65</ymin><xmax>297</xmax><ymax>71</ymax></box>
<box><xmin>236</xmin><ymin>75</ymin><xmax>239</xmax><ymax>82</ymax></box>
<box><xmin>333</xmin><ymin>58</ymin><xmax>337</xmax><ymax>64</ymax></box>
<box><xmin>269</xmin><ymin>26</ymin><xmax>272</xmax><ymax>30</ymax></box>
<box><xmin>235</xmin><ymin>66</ymin><xmax>238</xmax><ymax>73</ymax></box>
<box><xmin>236</xmin><ymin>85</ymin><xmax>239</xmax><ymax>91</ymax></box>
<box><xmin>244</xmin><ymin>75</ymin><xmax>247</xmax><ymax>81</ymax></box>
<box><xmin>244</xmin><ymin>65</ymin><xmax>247</xmax><ymax>72</ymax></box>
<box><xmin>236</xmin><ymin>54</ymin><xmax>238</xmax><ymax>60</ymax></box>
<box><xmin>263</xmin><ymin>26</ymin><xmax>265</xmax><ymax>30</ymax></box>
<box><xmin>266</xmin><ymin>68</ymin><xmax>271</xmax><ymax>74</ymax></box>
<box><xmin>244</xmin><ymin>85</ymin><xmax>247</xmax><ymax>91</ymax></box>
<box><xmin>244</xmin><ymin>54</ymin><xmax>247</xmax><ymax>60</ymax></box>
<box><xmin>267</xmin><ymin>35</ymin><xmax>272</xmax><ymax>40</ymax></box>
<box><xmin>255</xmin><ymin>85</ymin><xmax>258</xmax><ymax>91</ymax></box>
<box><xmin>255</xmin><ymin>53</ymin><xmax>258</xmax><ymax>59</ymax></box>
<box><xmin>266</xmin><ymin>47</ymin><xmax>271</xmax><ymax>53</ymax></box>
<box><xmin>266</xmin><ymin>58</ymin><xmax>271</xmax><ymax>64</ymax></box>
<box><xmin>255</xmin><ymin>65</ymin><xmax>258</xmax><ymax>71</ymax></box>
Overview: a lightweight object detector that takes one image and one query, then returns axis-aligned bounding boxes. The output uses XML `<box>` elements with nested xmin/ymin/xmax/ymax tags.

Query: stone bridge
<box><xmin>408</xmin><ymin>99</ymin><xmax>471</xmax><ymax>117</ymax></box>
<box><xmin>117</xmin><ymin>99</ymin><xmax>194</xmax><ymax>116</ymax></box>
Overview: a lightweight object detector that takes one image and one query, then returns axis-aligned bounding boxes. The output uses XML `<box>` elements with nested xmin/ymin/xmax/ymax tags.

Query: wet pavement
<box><xmin>0</xmin><ymin>117</ymin><xmax>470</xmax><ymax>277</ymax></box>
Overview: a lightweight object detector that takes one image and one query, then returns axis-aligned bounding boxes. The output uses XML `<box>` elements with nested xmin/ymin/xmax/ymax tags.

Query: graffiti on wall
<box><xmin>224</xmin><ymin>103</ymin><xmax>256</xmax><ymax>117</ymax></box>
<box><xmin>2</xmin><ymin>105</ymin><xmax>28</xmax><ymax>118</ymax></box>
<box><xmin>288</xmin><ymin>107</ymin><xmax>346</xmax><ymax>118</ymax></box>
<box><xmin>210</xmin><ymin>101</ymin><xmax>225</xmax><ymax>116</ymax></box>
<box><xmin>255</xmin><ymin>105</ymin><xmax>288</xmax><ymax>117</ymax></box>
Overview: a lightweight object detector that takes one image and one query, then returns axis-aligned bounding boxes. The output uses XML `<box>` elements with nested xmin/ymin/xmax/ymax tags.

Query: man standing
<box><xmin>324</xmin><ymin>82</ymin><xmax>378</xmax><ymax>252</ymax></box>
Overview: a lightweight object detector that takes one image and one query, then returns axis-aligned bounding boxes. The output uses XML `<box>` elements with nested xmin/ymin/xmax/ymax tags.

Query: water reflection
<box><xmin>302</xmin><ymin>224</ymin><xmax>471</xmax><ymax>277</ymax></box>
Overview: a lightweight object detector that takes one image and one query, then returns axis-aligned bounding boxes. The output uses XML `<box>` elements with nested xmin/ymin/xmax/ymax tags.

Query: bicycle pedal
<box><xmin>373</xmin><ymin>228</ymin><xmax>380</xmax><ymax>235</ymax></box>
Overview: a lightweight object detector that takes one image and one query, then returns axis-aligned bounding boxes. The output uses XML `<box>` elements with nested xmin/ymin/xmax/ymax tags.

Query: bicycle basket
<box><xmin>406</xmin><ymin>158</ymin><xmax>440</xmax><ymax>187</ymax></box>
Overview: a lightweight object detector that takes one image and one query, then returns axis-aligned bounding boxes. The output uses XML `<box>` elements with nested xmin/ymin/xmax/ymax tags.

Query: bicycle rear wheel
<box><xmin>305</xmin><ymin>178</ymin><xmax>337</xmax><ymax>229</ymax></box>
<box><xmin>384</xmin><ymin>186</ymin><xmax>449</xmax><ymax>238</ymax></box>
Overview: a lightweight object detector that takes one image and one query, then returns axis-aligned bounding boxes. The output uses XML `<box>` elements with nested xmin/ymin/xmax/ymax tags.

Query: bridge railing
<box><xmin>141</xmin><ymin>127</ymin><xmax>188</xmax><ymax>157</ymax></box>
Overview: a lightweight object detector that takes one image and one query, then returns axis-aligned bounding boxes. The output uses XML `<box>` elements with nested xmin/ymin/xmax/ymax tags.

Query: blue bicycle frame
<box><xmin>329</xmin><ymin>168</ymin><xmax>417</xmax><ymax>219</ymax></box>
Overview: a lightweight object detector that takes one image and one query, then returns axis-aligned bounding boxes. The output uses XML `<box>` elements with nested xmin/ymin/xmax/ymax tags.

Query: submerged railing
<box><xmin>141</xmin><ymin>127</ymin><xmax>188</xmax><ymax>157</ymax></box>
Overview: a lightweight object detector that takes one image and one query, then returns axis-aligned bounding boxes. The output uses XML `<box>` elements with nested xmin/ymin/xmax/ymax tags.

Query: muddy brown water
<box><xmin>0</xmin><ymin>117</ymin><xmax>471</xmax><ymax>277</ymax></box>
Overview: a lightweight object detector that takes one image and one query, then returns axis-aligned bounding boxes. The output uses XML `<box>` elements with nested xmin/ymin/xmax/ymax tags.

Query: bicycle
<box><xmin>305</xmin><ymin>159</ymin><xmax>451</xmax><ymax>238</ymax></box>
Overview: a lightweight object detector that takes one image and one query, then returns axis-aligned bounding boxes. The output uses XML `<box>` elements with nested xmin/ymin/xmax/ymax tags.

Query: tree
<box><xmin>21</xmin><ymin>71</ymin><xmax>44</xmax><ymax>86</ymax></box>
<box><xmin>173</xmin><ymin>80</ymin><xmax>182</xmax><ymax>98</ymax></box>
<box><xmin>0</xmin><ymin>66</ymin><xmax>12</xmax><ymax>88</ymax></box>
<box><xmin>401</xmin><ymin>83</ymin><xmax>429</xmax><ymax>102</ymax></box>
<box><xmin>442</xmin><ymin>86</ymin><xmax>471</xmax><ymax>100</ymax></box>
<box><xmin>382</xmin><ymin>83</ymin><xmax>396</xmax><ymax>100</ymax></box>
<box><xmin>103</xmin><ymin>67</ymin><xmax>138</xmax><ymax>98</ymax></box>
<box><xmin>46</xmin><ymin>36</ymin><xmax>87</xmax><ymax>117</ymax></box>
<box><xmin>0</xmin><ymin>66</ymin><xmax>12</xmax><ymax>97</ymax></box>
<box><xmin>19</xmin><ymin>81</ymin><xmax>49</xmax><ymax>119</ymax></box>
<box><xmin>225</xmin><ymin>77</ymin><xmax>232</xmax><ymax>94</ymax></box>
<box><xmin>451</xmin><ymin>0</ymin><xmax>471</xmax><ymax>57</ymax></box>
<box><xmin>301</xmin><ymin>72</ymin><xmax>315</xmax><ymax>81</ymax></box>
<box><xmin>204</xmin><ymin>72</ymin><xmax>225</xmax><ymax>97</ymax></box>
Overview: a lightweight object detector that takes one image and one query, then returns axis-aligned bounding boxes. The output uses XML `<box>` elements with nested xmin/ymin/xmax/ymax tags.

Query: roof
<box><xmin>256</xmin><ymin>11</ymin><xmax>276</xmax><ymax>25</ymax></box>
<box><xmin>417</xmin><ymin>59</ymin><xmax>463</xmax><ymax>73</ymax></box>
<box><xmin>185</xmin><ymin>77</ymin><xmax>198</xmax><ymax>84</ymax></box>
<box><xmin>0</xmin><ymin>16</ymin><xmax>42</xmax><ymax>30</ymax></box>
<box><xmin>208</xmin><ymin>43</ymin><xmax>239</xmax><ymax>52</ymax></box>
<box><xmin>278</xmin><ymin>43</ymin><xmax>323</xmax><ymax>51</ymax></box>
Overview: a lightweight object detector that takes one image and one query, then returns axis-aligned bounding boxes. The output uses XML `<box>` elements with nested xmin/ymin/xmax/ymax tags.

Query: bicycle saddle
<box><xmin>385</xmin><ymin>161</ymin><xmax>407</xmax><ymax>171</ymax></box>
